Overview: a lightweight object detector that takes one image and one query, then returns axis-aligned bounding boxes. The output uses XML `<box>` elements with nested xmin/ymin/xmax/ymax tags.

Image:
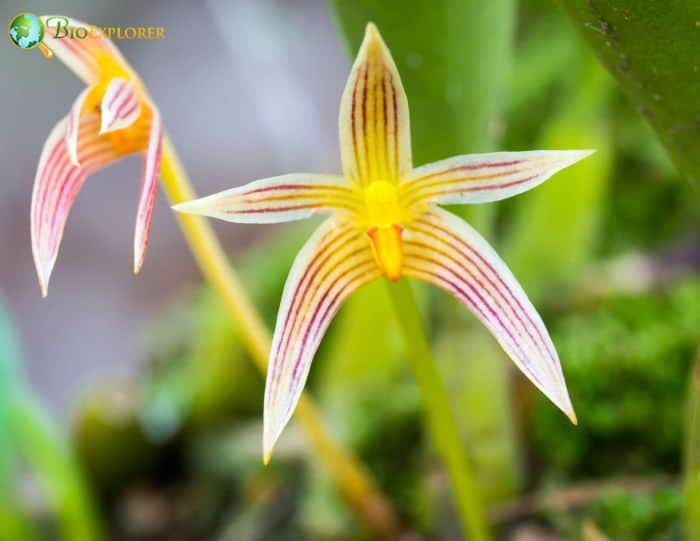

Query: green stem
<box><xmin>684</xmin><ymin>349</ymin><xmax>700</xmax><ymax>541</ymax></box>
<box><xmin>385</xmin><ymin>279</ymin><xmax>491</xmax><ymax>541</ymax></box>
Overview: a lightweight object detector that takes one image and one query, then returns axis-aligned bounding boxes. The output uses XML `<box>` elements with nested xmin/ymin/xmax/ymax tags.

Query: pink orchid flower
<box><xmin>31</xmin><ymin>16</ymin><xmax>162</xmax><ymax>296</ymax></box>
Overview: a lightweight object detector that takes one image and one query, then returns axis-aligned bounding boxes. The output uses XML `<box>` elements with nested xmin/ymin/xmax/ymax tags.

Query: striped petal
<box><xmin>263</xmin><ymin>218</ymin><xmax>380</xmax><ymax>461</ymax></box>
<box><xmin>173</xmin><ymin>174</ymin><xmax>360</xmax><ymax>224</ymax></box>
<box><xmin>31</xmin><ymin>114</ymin><xmax>124</xmax><ymax>296</ymax></box>
<box><xmin>65</xmin><ymin>86</ymin><xmax>93</xmax><ymax>166</ymax></box>
<box><xmin>403</xmin><ymin>207</ymin><xmax>576</xmax><ymax>422</ymax></box>
<box><xmin>338</xmin><ymin>23</ymin><xmax>411</xmax><ymax>184</ymax></box>
<box><xmin>40</xmin><ymin>15</ymin><xmax>133</xmax><ymax>85</ymax></box>
<box><xmin>100</xmin><ymin>78</ymin><xmax>141</xmax><ymax>134</ymax></box>
<box><xmin>133</xmin><ymin>105</ymin><xmax>163</xmax><ymax>274</ymax></box>
<box><xmin>404</xmin><ymin>150</ymin><xmax>594</xmax><ymax>206</ymax></box>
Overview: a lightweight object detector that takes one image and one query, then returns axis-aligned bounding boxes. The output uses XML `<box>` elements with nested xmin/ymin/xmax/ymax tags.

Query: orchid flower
<box><xmin>31</xmin><ymin>16</ymin><xmax>162</xmax><ymax>296</ymax></box>
<box><xmin>175</xmin><ymin>23</ymin><xmax>592</xmax><ymax>462</ymax></box>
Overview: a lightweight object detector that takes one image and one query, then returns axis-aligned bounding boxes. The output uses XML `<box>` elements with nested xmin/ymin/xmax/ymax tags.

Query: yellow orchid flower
<box><xmin>31</xmin><ymin>16</ymin><xmax>162</xmax><ymax>296</ymax></box>
<box><xmin>175</xmin><ymin>23</ymin><xmax>592</xmax><ymax>462</ymax></box>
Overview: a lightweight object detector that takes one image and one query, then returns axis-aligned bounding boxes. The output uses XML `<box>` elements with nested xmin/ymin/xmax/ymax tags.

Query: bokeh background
<box><xmin>1</xmin><ymin>0</ymin><xmax>699</xmax><ymax>540</ymax></box>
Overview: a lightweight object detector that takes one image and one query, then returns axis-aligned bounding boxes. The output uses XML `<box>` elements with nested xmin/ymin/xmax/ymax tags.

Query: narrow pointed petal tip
<box><xmin>565</xmin><ymin>148</ymin><xmax>596</xmax><ymax>163</ymax></box>
<box><xmin>171</xmin><ymin>199</ymin><xmax>205</xmax><ymax>215</ymax></box>
<box><xmin>569</xmin><ymin>409</ymin><xmax>579</xmax><ymax>426</ymax></box>
<box><xmin>364</xmin><ymin>21</ymin><xmax>380</xmax><ymax>39</ymax></box>
<box><xmin>171</xmin><ymin>198</ymin><xmax>216</xmax><ymax>220</ymax></box>
<box><xmin>33</xmin><ymin>254</ymin><xmax>53</xmax><ymax>299</ymax></box>
<box><xmin>38</xmin><ymin>276</ymin><xmax>49</xmax><ymax>299</ymax></box>
<box><xmin>556</xmin><ymin>388</ymin><xmax>578</xmax><ymax>425</ymax></box>
<box><xmin>262</xmin><ymin>435</ymin><xmax>275</xmax><ymax>466</ymax></box>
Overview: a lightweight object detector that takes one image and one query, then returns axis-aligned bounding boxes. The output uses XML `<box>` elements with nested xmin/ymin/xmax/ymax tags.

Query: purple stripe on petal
<box><xmin>419</xmin><ymin>211</ymin><xmax>559</xmax><ymax>364</ymax></box>
<box><xmin>402</xmin><ymin>251</ymin><xmax>535</xmax><ymax>379</ymax></box>
<box><xmin>413</xmin><ymin>215</ymin><xmax>555</xmax><ymax>365</ymax></box>
<box><xmin>100</xmin><ymin>77</ymin><xmax>140</xmax><ymax>134</ymax></box>
<box><xmin>405</xmin><ymin>150</ymin><xmax>593</xmax><ymax>204</ymax></box>
<box><xmin>271</xmin><ymin>224</ymin><xmax>355</xmax><ymax>394</ymax></box>
<box><xmin>262</xmin><ymin>217</ymin><xmax>378</xmax><ymax>460</ymax></box>
<box><xmin>133</xmin><ymin>105</ymin><xmax>162</xmax><ymax>274</ymax></box>
<box><xmin>31</xmin><ymin>115</ymin><xmax>121</xmax><ymax>295</ymax></box>
<box><xmin>403</xmin><ymin>208</ymin><xmax>573</xmax><ymax>420</ymax></box>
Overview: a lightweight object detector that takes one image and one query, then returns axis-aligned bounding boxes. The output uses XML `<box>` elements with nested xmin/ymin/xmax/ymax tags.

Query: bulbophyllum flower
<box><xmin>31</xmin><ymin>16</ymin><xmax>162</xmax><ymax>296</ymax></box>
<box><xmin>176</xmin><ymin>23</ymin><xmax>592</xmax><ymax>462</ymax></box>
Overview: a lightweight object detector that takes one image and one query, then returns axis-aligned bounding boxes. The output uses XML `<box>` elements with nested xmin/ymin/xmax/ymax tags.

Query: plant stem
<box><xmin>386</xmin><ymin>278</ymin><xmax>491</xmax><ymax>541</ymax></box>
<box><xmin>684</xmin><ymin>348</ymin><xmax>700</xmax><ymax>541</ymax></box>
<box><xmin>158</xmin><ymin>135</ymin><xmax>400</xmax><ymax>540</ymax></box>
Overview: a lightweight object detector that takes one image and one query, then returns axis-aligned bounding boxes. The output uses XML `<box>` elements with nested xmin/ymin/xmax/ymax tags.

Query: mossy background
<box><xmin>0</xmin><ymin>0</ymin><xmax>698</xmax><ymax>540</ymax></box>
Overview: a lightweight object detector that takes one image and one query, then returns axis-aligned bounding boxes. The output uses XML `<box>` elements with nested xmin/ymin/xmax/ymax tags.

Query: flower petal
<box><xmin>404</xmin><ymin>150</ymin><xmax>594</xmax><ymax>206</ymax></box>
<box><xmin>173</xmin><ymin>174</ymin><xmax>359</xmax><ymax>224</ymax></box>
<box><xmin>65</xmin><ymin>86</ymin><xmax>93</xmax><ymax>166</ymax></box>
<box><xmin>338</xmin><ymin>23</ymin><xmax>411</xmax><ymax>184</ymax></box>
<box><xmin>40</xmin><ymin>15</ymin><xmax>133</xmax><ymax>85</ymax></box>
<box><xmin>263</xmin><ymin>218</ymin><xmax>380</xmax><ymax>461</ymax></box>
<box><xmin>402</xmin><ymin>207</ymin><xmax>576</xmax><ymax>422</ymax></box>
<box><xmin>133</xmin><ymin>105</ymin><xmax>163</xmax><ymax>274</ymax></box>
<box><xmin>100</xmin><ymin>78</ymin><xmax>141</xmax><ymax>134</ymax></box>
<box><xmin>31</xmin><ymin>114</ymin><xmax>124</xmax><ymax>296</ymax></box>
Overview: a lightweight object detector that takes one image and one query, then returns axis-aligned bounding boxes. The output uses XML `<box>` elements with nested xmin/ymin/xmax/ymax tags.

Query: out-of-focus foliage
<box><xmin>601</xmin><ymin>99</ymin><xmax>699</xmax><ymax>256</ymax></box>
<box><xmin>0</xmin><ymin>299</ymin><xmax>41</xmax><ymax>541</ymax></box>
<box><xmin>548</xmin><ymin>488</ymin><xmax>683</xmax><ymax>541</ymax></box>
<box><xmin>0</xmin><ymin>298</ymin><xmax>103</xmax><ymax>541</ymax></box>
<box><xmin>559</xmin><ymin>0</ymin><xmax>700</xmax><ymax>186</ymax></box>
<box><xmin>532</xmin><ymin>278</ymin><xmax>700</xmax><ymax>478</ymax></box>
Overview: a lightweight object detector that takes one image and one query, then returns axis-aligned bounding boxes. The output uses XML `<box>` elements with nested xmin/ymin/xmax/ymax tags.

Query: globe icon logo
<box><xmin>8</xmin><ymin>13</ymin><xmax>44</xmax><ymax>50</ymax></box>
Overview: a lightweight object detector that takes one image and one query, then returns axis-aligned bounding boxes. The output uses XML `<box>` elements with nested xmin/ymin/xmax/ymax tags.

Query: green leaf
<box><xmin>558</xmin><ymin>0</ymin><xmax>700</xmax><ymax>185</ymax></box>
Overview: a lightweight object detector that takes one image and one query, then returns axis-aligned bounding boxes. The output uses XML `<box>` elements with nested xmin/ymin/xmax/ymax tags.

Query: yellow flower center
<box><xmin>364</xmin><ymin>180</ymin><xmax>403</xmax><ymax>281</ymax></box>
<box><xmin>365</xmin><ymin>180</ymin><xmax>401</xmax><ymax>226</ymax></box>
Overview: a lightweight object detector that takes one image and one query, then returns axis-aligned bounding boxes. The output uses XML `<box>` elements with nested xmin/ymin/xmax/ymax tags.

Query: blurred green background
<box><xmin>1</xmin><ymin>0</ymin><xmax>698</xmax><ymax>540</ymax></box>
